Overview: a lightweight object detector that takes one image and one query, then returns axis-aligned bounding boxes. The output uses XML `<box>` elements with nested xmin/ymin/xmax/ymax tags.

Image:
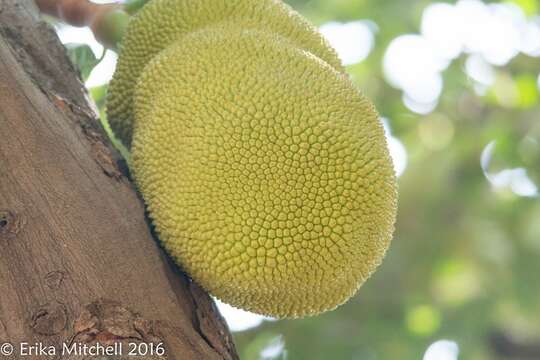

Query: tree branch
<box><xmin>0</xmin><ymin>1</ymin><xmax>238</xmax><ymax>358</ymax></box>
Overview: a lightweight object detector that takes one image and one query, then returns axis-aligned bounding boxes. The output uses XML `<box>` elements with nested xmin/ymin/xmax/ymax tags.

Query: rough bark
<box><xmin>0</xmin><ymin>1</ymin><xmax>238</xmax><ymax>359</ymax></box>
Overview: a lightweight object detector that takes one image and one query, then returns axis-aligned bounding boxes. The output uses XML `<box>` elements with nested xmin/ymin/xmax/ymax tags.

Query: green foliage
<box><xmin>124</xmin><ymin>0</ymin><xmax>151</xmax><ymax>14</ymax></box>
<box><xmin>90</xmin><ymin>84</ymin><xmax>131</xmax><ymax>161</ymax></box>
<box><xmin>235</xmin><ymin>1</ymin><xmax>539</xmax><ymax>359</ymax></box>
<box><xmin>65</xmin><ymin>43</ymin><xmax>103</xmax><ymax>81</ymax></box>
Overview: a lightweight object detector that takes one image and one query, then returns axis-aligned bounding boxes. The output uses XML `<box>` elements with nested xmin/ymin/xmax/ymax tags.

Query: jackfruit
<box><xmin>108</xmin><ymin>0</ymin><xmax>397</xmax><ymax>318</ymax></box>
<box><xmin>107</xmin><ymin>0</ymin><xmax>344</xmax><ymax>147</ymax></box>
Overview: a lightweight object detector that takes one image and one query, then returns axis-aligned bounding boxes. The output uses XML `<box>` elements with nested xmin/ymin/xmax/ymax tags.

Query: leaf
<box><xmin>65</xmin><ymin>43</ymin><xmax>103</xmax><ymax>82</ymax></box>
<box><xmin>89</xmin><ymin>84</ymin><xmax>108</xmax><ymax>109</ymax></box>
<box><xmin>124</xmin><ymin>0</ymin><xmax>151</xmax><ymax>15</ymax></box>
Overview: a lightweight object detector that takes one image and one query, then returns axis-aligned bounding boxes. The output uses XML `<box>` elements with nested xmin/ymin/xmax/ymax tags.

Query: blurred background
<box><xmin>55</xmin><ymin>0</ymin><xmax>540</xmax><ymax>358</ymax></box>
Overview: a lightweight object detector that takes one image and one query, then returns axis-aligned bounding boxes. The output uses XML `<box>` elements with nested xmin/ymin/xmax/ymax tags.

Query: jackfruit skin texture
<box><xmin>109</xmin><ymin>0</ymin><xmax>397</xmax><ymax>318</ymax></box>
<box><xmin>107</xmin><ymin>0</ymin><xmax>344</xmax><ymax>147</ymax></box>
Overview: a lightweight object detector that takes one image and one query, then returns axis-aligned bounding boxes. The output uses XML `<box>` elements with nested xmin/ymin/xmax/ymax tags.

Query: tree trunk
<box><xmin>0</xmin><ymin>1</ymin><xmax>238</xmax><ymax>359</ymax></box>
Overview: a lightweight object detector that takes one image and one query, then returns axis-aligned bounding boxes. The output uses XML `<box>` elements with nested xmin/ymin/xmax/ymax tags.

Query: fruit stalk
<box><xmin>35</xmin><ymin>0</ymin><xmax>132</xmax><ymax>49</ymax></box>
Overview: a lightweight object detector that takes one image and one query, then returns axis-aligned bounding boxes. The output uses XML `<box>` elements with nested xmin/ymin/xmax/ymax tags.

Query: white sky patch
<box><xmin>320</xmin><ymin>21</ymin><xmax>375</xmax><ymax>66</ymax></box>
<box><xmin>386</xmin><ymin>0</ymin><xmax>540</xmax><ymax>112</ymax></box>
<box><xmin>214</xmin><ymin>299</ymin><xmax>275</xmax><ymax>332</ymax></box>
<box><xmin>465</xmin><ymin>54</ymin><xmax>495</xmax><ymax>86</ymax></box>
<box><xmin>383</xmin><ymin>34</ymin><xmax>445</xmax><ymax>106</ymax></box>
<box><xmin>56</xmin><ymin>24</ymin><xmax>117</xmax><ymax>87</ymax></box>
<box><xmin>402</xmin><ymin>94</ymin><xmax>439</xmax><ymax>115</ymax></box>
<box><xmin>488</xmin><ymin>168</ymin><xmax>538</xmax><ymax>197</ymax></box>
<box><xmin>56</xmin><ymin>24</ymin><xmax>103</xmax><ymax>56</ymax></box>
<box><xmin>421</xmin><ymin>3</ymin><xmax>463</xmax><ymax>60</ymax></box>
<box><xmin>456</xmin><ymin>0</ymin><xmax>522</xmax><ymax>65</ymax></box>
<box><xmin>426</xmin><ymin>0</ymin><xmax>540</xmax><ymax>63</ymax></box>
<box><xmin>481</xmin><ymin>141</ymin><xmax>539</xmax><ymax>197</ymax></box>
<box><xmin>518</xmin><ymin>16</ymin><xmax>540</xmax><ymax>56</ymax></box>
<box><xmin>381</xmin><ymin>118</ymin><xmax>408</xmax><ymax>177</ymax></box>
<box><xmin>260</xmin><ymin>335</ymin><xmax>286</xmax><ymax>359</ymax></box>
<box><xmin>86</xmin><ymin>51</ymin><xmax>118</xmax><ymax>87</ymax></box>
<box><xmin>423</xmin><ymin>340</ymin><xmax>460</xmax><ymax>360</ymax></box>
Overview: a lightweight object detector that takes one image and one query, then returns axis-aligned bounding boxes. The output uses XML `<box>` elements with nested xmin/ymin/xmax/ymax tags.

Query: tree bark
<box><xmin>0</xmin><ymin>1</ymin><xmax>238</xmax><ymax>359</ymax></box>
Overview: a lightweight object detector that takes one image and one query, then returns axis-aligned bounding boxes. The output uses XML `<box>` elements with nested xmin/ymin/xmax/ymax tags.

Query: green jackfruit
<box><xmin>107</xmin><ymin>0</ymin><xmax>397</xmax><ymax>318</ymax></box>
<box><xmin>107</xmin><ymin>0</ymin><xmax>343</xmax><ymax>147</ymax></box>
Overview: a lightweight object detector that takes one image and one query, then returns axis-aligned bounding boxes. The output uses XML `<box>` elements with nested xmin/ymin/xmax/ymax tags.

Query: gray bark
<box><xmin>0</xmin><ymin>1</ymin><xmax>238</xmax><ymax>359</ymax></box>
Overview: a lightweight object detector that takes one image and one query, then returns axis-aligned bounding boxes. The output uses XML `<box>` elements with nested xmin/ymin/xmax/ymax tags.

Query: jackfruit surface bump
<box><xmin>131</xmin><ymin>26</ymin><xmax>397</xmax><ymax>318</ymax></box>
<box><xmin>107</xmin><ymin>0</ymin><xmax>343</xmax><ymax>147</ymax></box>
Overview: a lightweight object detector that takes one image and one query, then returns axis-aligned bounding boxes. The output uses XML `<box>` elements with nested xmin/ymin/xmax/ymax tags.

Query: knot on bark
<box><xmin>30</xmin><ymin>301</ymin><xmax>68</xmax><ymax>335</ymax></box>
<box><xmin>0</xmin><ymin>209</ymin><xmax>25</xmax><ymax>238</ymax></box>
<box><xmin>44</xmin><ymin>270</ymin><xmax>65</xmax><ymax>290</ymax></box>
<box><xmin>72</xmin><ymin>299</ymin><xmax>164</xmax><ymax>346</ymax></box>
